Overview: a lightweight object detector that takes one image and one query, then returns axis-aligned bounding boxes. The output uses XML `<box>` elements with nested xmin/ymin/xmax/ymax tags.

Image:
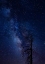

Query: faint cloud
<box><xmin>2</xmin><ymin>7</ymin><xmax>10</xmax><ymax>17</ymax></box>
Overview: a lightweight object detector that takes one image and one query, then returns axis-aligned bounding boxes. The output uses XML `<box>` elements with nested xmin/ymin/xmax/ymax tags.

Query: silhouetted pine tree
<box><xmin>20</xmin><ymin>28</ymin><xmax>33</xmax><ymax>64</ymax></box>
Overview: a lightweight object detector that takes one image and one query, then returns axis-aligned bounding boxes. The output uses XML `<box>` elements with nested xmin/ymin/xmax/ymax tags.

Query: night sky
<box><xmin>0</xmin><ymin>0</ymin><xmax>45</xmax><ymax>64</ymax></box>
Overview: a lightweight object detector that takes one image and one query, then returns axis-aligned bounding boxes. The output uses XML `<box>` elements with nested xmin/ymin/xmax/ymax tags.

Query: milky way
<box><xmin>0</xmin><ymin>0</ymin><xmax>45</xmax><ymax>64</ymax></box>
